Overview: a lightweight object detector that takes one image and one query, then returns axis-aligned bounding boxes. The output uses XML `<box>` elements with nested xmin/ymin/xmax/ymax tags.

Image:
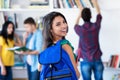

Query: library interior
<box><xmin>0</xmin><ymin>0</ymin><xmax>120</xmax><ymax>80</ymax></box>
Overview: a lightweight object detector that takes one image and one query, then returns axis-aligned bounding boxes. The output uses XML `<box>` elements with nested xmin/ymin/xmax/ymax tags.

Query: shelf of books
<box><xmin>0</xmin><ymin>0</ymin><xmax>50</xmax><ymax>31</ymax></box>
<box><xmin>0</xmin><ymin>0</ymin><xmax>50</xmax><ymax>9</ymax></box>
<box><xmin>52</xmin><ymin>0</ymin><xmax>94</xmax><ymax>9</ymax></box>
<box><xmin>107</xmin><ymin>54</ymin><xmax>120</xmax><ymax>69</ymax></box>
<box><xmin>103</xmin><ymin>54</ymin><xmax>120</xmax><ymax>71</ymax></box>
<box><xmin>0</xmin><ymin>10</ymin><xmax>47</xmax><ymax>31</ymax></box>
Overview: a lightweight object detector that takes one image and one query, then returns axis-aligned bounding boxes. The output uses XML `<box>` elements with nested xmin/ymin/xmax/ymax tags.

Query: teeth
<box><xmin>62</xmin><ymin>29</ymin><xmax>66</xmax><ymax>31</ymax></box>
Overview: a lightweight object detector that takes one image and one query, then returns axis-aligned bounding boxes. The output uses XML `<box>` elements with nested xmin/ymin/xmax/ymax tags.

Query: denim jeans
<box><xmin>0</xmin><ymin>66</ymin><xmax>12</xmax><ymax>80</ymax></box>
<box><xmin>27</xmin><ymin>63</ymin><xmax>40</xmax><ymax>80</ymax></box>
<box><xmin>80</xmin><ymin>59</ymin><xmax>104</xmax><ymax>80</ymax></box>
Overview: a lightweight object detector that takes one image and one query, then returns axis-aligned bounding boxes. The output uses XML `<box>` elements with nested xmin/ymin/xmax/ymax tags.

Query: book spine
<box><xmin>0</xmin><ymin>0</ymin><xmax>2</xmax><ymax>8</ymax></box>
<box><xmin>4</xmin><ymin>0</ymin><xmax>10</xmax><ymax>8</ymax></box>
<box><xmin>71</xmin><ymin>0</ymin><xmax>77</xmax><ymax>8</ymax></box>
<box><xmin>0</xmin><ymin>12</ymin><xmax>5</xmax><ymax>28</ymax></box>
<box><xmin>1</xmin><ymin>0</ymin><xmax>4</xmax><ymax>8</ymax></box>
<box><xmin>89</xmin><ymin>0</ymin><xmax>94</xmax><ymax>8</ymax></box>
<box><xmin>114</xmin><ymin>55</ymin><xmax>120</xmax><ymax>68</ymax></box>
<box><xmin>58</xmin><ymin>0</ymin><xmax>64</xmax><ymax>8</ymax></box>
<box><xmin>53</xmin><ymin>0</ymin><xmax>59</xmax><ymax>8</ymax></box>
<box><xmin>80</xmin><ymin>0</ymin><xmax>86</xmax><ymax>7</ymax></box>
<box><xmin>66</xmin><ymin>0</ymin><xmax>71</xmax><ymax>8</ymax></box>
<box><xmin>109</xmin><ymin>55</ymin><xmax>114</xmax><ymax>67</ymax></box>
<box><xmin>63</xmin><ymin>0</ymin><xmax>69</xmax><ymax>8</ymax></box>
<box><xmin>14</xmin><ymin>13</ymin><xmax>18</xmax><ymax>28</ymax></box>
<box><xmin>74</xmin><ymin>0</ymin><xmax>82</xmax><ymax>8</ymax></box>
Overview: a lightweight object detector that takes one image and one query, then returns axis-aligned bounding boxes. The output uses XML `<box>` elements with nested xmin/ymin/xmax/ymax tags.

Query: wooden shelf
<box><xmin>0</xmin><ymin>8</ymin><xmax>50</xmax><ymax>12</ymax></box>
<box><xmin>105</xmin><ymin>67</ymin><xmax>120</xmax><ymax>71</ymax></box>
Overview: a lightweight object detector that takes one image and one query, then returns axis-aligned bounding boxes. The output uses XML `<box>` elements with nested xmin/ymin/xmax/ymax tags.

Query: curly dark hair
<box><xmin>82</xmin><ymin>8</ymin><xmax>91</xmax><ymax>22</ymax></box>
<box><xmin>24</xmin><ymin>17</ymin><xmax>36</xmax><ymax>25</ymax></box>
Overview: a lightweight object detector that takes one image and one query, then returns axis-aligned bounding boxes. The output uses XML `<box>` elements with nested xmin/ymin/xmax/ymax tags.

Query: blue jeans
<box><xmin>80</xmin><ymin>59</ymin><xmax>104</xmax><ymax>80</ymax></box>
<box><xmin>0</xmin><ymin>66</ymin><xmax>12</xmax><ymax>80</ymax></box>
<box><xmin>27</xmin><ymin>63</ymin><xmax>40</xmax><ymax>80</ymax></box>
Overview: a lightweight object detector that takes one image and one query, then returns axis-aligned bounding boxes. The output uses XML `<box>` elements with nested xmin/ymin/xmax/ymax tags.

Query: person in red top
<box><xmin>74</xmin><ymin>0</ymin><xmax>104</xmax><ymax>80</ymax></box>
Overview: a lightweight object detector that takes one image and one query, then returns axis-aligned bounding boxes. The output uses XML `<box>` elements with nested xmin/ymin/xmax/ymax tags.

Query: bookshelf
<box><xmin>50</xmin><ymin>0</ymin><xmax>120</xmax><ymax>80</ymax></box>
<box><xmin>0</xmin><ymin>0</ymin><xmax>50</xmax><ymax>79</ymax></box>
<box><xmin>0</xmin><ymin>0</ymin><xmax>50</xmax><ymax>30</ymax></box>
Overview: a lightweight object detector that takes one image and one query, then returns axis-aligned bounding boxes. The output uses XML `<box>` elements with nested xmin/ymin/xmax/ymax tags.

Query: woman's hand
<box><xmin>15</xmin><ymin>51</ymin><xmax>23</xmax><ymax>54</ymax></box>
<box><xmin>38</xmin><ymin>63</ymin><xmax>42</xmax><ymax>72</ymax></box>
<box><xmin>1</xmin><ymin>66</ymin><xmax>6</xmax><ymax>76</ymax></box>
<box><xmin>14</xmin><ymin>33</ymin><xmax>22</xmax><ymax>46</ymax></box>
<box><xmin>76</xmin><ymin>70</ymin><xmax>80</xmax><ymax>79</ymax></box>
<box><xmin>15</xmin><ymin>51</ymin><xmax>28</xmax><ymax>54</ymax></box>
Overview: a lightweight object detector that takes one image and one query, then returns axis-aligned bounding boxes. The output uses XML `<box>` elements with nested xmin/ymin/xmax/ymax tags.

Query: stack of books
<box><xmin>53</xmin><ymin>0</ymin><xmax>94</xmax><ymax>9</ymax></box>
<box><xmin>0</xmin><ymin>12</ymin><xmax>5</xmax><ymax>28</ymax></box>
<box><xmin>0</xmin><ymin>0</ymin><xmax>11</xmax><ymax>9</ymax></box>
<box><xmin>28</xmin><ymin>0</ymin><xmax>49</xmax><ymax>9</ymax></box>
<box><xmin>108</xmin><ymin>54</ymin><xmax>120</xmax><ymax>68</ymax></box>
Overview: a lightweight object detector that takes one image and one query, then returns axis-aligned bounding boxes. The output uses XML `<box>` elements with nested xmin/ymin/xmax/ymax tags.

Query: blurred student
<box><xmin>18</xmin><ymin>17</ymin><xmax>43</xmax><ymax>80</ymax></box>
<box><xmin>74</xmin><ymin>0</ymin><xmax>104</xmax><ymax>80</ymax></box>
<box><xmin>0</xmin><ymin>21</ymin><xmax>22</xmax><ymax>80</ymax></box>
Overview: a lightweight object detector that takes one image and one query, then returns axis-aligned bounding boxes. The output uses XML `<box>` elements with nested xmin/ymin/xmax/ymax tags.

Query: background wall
<box><xmin>11</xmin><ymin>0</ymin><xmax>120</xmax><ymax>62</ymax></box>
<box><xmin>56</xmin><ymin>0</ymin><xmax>120</xmax><ymax>62</ymax></box>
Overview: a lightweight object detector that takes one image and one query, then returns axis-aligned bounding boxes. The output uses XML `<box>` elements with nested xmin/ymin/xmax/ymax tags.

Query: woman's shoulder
<box><xmin>61</xmin><ymin>39</ymin><xmax>74</xmax><ymax>50</ymax></box>
<box><xmin>0</xmin><ymin>36</ymin><xmax>4</xmax><ymax>40</ymax></box>
<box><xmin>61</xmin><ymin>39</ymin><xmax>69</xmax><ymax>45</ymax></box>
<box><xmin>0</xmin><ymin>36</ymin><xmax>5</xmax><ymax>45</ymax></box>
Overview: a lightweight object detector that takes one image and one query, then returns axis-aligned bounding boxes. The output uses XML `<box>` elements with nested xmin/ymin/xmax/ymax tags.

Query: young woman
<box><xmin>0</xmin><ymin>21</ymin><xmax>21</xmax><ymax>80</ymax></box>
<box><xmin>40</xmin><ymin>11</ymin><xmax>80</xmax><ymax>80</ymax></box>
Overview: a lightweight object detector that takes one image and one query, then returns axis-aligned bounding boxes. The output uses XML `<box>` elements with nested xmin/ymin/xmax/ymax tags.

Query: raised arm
<box><xmin>75</xmin><ymin>1</ymin><xmax>83</xmax><ymax>25</ymax></box>
<box><xmin>14</xmin><ymin>33</ymin><xmax>22</xmax><ymax>46</ymax></box>
<box><xmin>91</xmin><ymin>0</ymin><xmax>101</xmax><ymax>14</ymax></box>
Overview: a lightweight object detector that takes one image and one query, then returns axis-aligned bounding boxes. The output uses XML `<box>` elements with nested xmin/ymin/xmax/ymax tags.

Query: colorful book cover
<box><xmin>7</xmin><ymin>46</ymin><xmax>32</xmax><ymax>51</ymax></box>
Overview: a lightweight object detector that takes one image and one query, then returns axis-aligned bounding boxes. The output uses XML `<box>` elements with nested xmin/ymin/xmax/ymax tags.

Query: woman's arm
<box><xmin>91</xmin><ymin>0</ymin><xmax>101</xmax><ymax>14</ymax></box>
<box><xmin>62</xmin><ymin>44</ymin><xmax>80</xmax><ymax>79</ymax></box>
<box><xmin>0</xmin><ymin>46</ymin><xmax>6</xmax><ymax>75</ymax></box>
<box><xmin>14</xmin><ymin>33</ymin><xmax>22</xmax><ymax>46</ymax></box>
<box><xmin>75</xmin><ymin>1</ymin><xmax>83</xmax><ymax>25</ymax></box>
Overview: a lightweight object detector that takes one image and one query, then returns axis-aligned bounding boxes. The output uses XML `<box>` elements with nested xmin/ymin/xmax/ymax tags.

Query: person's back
<box><xmin>75</xmin><ymin>12</ymin><xmax>102</xmax><ymax>61</ymax></box>
<box><xmin>74</xmin><ymin>0</ymin><xmax>104</xmax><ymax>80</ymax></box>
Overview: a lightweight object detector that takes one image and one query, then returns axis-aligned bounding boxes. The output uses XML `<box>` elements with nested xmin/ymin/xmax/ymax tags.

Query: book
<box><xmin>14</xmin><ymin>13</ymin><xmax>18</xmax><ymax>28</ymax></box>
<box><xmin>0</xmin><ymin>0</ymin><xmax>4</xmax><ymax>8</ymax></box>
<box><xmin>74</xmin><ymin>0</ymin><xmax>82</xmax><ymax>8</ymax></box>
<box><xmin>7</xmin><ymin>46</ymin><xmax>32</xmax><ymax>51</ymax></box>
<box><xmin>0</xmin><ymin>0</ymin><xmax>2</xmax><ymax>8</ymax></box>
<box><xmin>58</xmin><ymin>0</ymin><xmax>64</xmax><ymax>8</ymax></box>
<box><xmin>108</xmin><ymin>54</ymin><xmax>120</xmax><ymax>68</ymax></box>
<box><xmin>53</xmin><ymin>0</ymin><xmax>59</xmax><ymax>8</ymax></box>
<box><xmin>30</xmin><ymin>0</ymin><xmax>49</xmax><ymax>6</ymax></box>
<box><xmin>0</xmin><ymin>12</ymin><xmax>5</xmax><ymax>28</ymax></box>
<box><xmin>80</xmin><ymin>0</ymin><xmax>94</xmax><ymax>8</ymax></box>
<box><xmin>4</xmin><ymin>0</ymin><xmax>10</xmax><ymax>8</ymax></box>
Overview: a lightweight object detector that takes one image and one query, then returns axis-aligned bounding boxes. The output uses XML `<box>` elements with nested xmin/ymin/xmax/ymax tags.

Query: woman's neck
<box><xmin>53</xmin><ymin>38</ymin><xmax>62</xmax><ymax>44</ymax></box>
